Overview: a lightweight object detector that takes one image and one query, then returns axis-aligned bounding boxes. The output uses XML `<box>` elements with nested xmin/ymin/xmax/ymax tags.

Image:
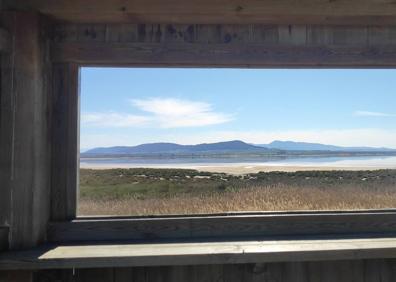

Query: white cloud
<box><xmin>82</xmin><ymin>98</ymin><xmax>232</xmax><ymax>129</ymax></box>
<box><xmin>132</xmin><ymin>98</ymin><xmax>210</xmax><ymax>117</ymax></box>
<box><xmin>354</xmin><ymin>111</ymin><xmax>396</xmax><ymax>117</ymax></box>
<box><xmin>81</xmin><ymin>112</ymin><xmax>151</xmax><ymax>127</ymax></box>
<box><xmin>131</xmin><ymin>98</ymin><xmax>233</xmax><ymax>128</ymax></box>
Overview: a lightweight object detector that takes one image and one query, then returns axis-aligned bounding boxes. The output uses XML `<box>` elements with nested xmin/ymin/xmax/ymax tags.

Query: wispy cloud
<box><xmin>131</xmin><ymin>98</ymin><xmax>233</xmax><ymax>128</ymax></box>
<box><xmin>82</xmin><ymin>98</ymin><xmax>232</xmax><ymax>129</ymax></box>
<box><xmin>354</xmin><ymin>111</ymin><xmax>396</xmax><ymax>117</ymax></box>
<box><xmin>81</xmin><ymin>112</ymin><xmax>151</xmax><ymax>127</ymax></box>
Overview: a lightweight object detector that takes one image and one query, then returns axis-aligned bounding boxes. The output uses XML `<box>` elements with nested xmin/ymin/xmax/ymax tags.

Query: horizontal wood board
<box><xmin>4</xmin><ymin>237</ymin><xmax>396</xmax><ymax>270</ymax></box>
<box><xmin>51</xmin><ymin>23</ymin><xmax>396</xmax><ymax>67</ymax></box>
<box><xmin>5</xmin><ymin>0</ymin><xmax>396</xmax><ymax>25</ymax></box>
<box><xmin>32</xmin><ymin>260</ymin><xmax>396</xmax><ymax>282</ymax></box>
<box><xmin>49</xmin><ymin>212</ymin><xmax>396</xmax><ymax>242</ymax></box>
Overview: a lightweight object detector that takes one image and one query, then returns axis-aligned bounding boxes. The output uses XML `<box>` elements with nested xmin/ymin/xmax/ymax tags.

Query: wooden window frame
<box><xmin>48</xmin><ymin>22</ymin><xmax>396</xmax><ymax>244</ymax></box>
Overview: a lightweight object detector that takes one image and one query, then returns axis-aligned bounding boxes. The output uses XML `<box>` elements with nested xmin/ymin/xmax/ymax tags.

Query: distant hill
<box><xmin>83</xmin><ymin>140</ymin><xmax>269</xmax><ymax>156</ymax></box>
<box><xmin>83</xmin><ymin>140</ymin><xmax>396</xmax><ymax>157</ymax></box>
<box><xmin>259</xmin><ymin>140</ymin><xmax>396</xmax><ymax>152</ymax></box>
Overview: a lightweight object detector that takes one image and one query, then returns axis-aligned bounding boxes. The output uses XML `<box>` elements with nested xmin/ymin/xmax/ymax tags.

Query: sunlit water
<box><xmin>80</xmin><ymin>155</ymin><xmax>396</xmax><ymax>170</ymax></box>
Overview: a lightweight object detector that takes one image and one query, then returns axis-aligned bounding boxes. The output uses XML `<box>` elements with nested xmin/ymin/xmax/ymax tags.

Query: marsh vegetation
<box><xmin>79</xmin><ymin>168</ymin><xmax>396</xmax><ymax>215</ymax></box>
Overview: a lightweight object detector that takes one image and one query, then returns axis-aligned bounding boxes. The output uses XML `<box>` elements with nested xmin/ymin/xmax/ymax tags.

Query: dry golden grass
<box><xmin>79</xmin><ymin>183</ymin><xmax>396</xmax><ymax>216</ymax></box>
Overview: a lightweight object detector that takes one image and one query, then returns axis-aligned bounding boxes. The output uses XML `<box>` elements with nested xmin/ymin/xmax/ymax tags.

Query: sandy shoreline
<box><xmin>80</xmin><ymin>163</ymin><xmax>396</xmax><ymax>175</ymax></box>
<box><xmin>189</xmin><ymin>165</ymin><xmax>395</xmax><ymax>174</ymax></box>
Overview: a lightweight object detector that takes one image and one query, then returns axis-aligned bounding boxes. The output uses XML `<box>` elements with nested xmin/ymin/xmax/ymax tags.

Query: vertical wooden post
<box><xmin>51</xmin><ymin>63</ymin><xmax>80</xmax><ymax>221</ymax></box>
<box><xmin>0</xmin><ymin>12</ymin><xmax>51</xmax><ymax>249</ymax></box>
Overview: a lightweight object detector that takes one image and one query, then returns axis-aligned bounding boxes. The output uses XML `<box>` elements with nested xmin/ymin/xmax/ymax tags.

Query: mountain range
<box><xmin>84</xmin><ymin>140</ymin><xmax>268</xmax><ymax>155</ymax></box>
<box><xmin>260</xmin><ymin>140</ymin><xmax>396</xmax><ymax>152</ymax></box>
<box><xmin>83</xmin><ymin>140</ymin><xmax>396</xmax><ymax>156</ymax></box>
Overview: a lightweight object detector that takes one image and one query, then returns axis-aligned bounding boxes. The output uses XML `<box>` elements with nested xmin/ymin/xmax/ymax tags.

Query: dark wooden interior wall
<box><xmin>33</xmin><ymin>259</ymin><xmax>396</xmax><ymax>282</ymax></box>
<box><xmin>0</xmin><ymin>12</ymin><xmax>52</xmax><ymax>250</ymax></box>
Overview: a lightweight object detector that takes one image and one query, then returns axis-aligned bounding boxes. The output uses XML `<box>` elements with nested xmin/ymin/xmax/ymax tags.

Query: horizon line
<box><xmin>80</xmin><ymin>139</ymin><xmax>396</xmax><ymax>152</ymax></box>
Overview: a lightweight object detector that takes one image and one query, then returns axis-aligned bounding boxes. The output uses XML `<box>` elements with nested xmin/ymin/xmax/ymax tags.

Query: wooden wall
<box><xmin>0</xmin><ymin>12</ymin><xmax>52</xmax><ymax>250</ymax></box>
<box><xmin>34</xmin><ymin>259</ymin><xmax>396</xmax><ymax>282</ymax></box>
<box><xmin>2</xmin><ymin>4</ymin><xmax>396</xmax><ymax>282</ymax></box>
<box><xmin>50</xmin><ymin>63</ymin><xmax>80</xmax><ymax>222</ymax></box>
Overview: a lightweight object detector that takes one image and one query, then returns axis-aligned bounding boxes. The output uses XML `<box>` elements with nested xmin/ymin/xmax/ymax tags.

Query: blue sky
<box><xmin>81</xmin><ymin>68</ymin><xmax>396</xmax><ymax>150</ymax></box>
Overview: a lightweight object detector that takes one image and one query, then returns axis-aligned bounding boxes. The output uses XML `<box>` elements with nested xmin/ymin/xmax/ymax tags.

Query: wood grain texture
<box><xmin>0</xmin><ymin>28</ymin><xmax>10</xmax><ymax>52</ymax></box>
<box><xmin>48</xmin><ymin>212</ymin><xmax>396</xmax><ymax>242</ymax></box>
<box><xmin>0</xmin><ymin>34</ymin><xmax>12</xmax><ymax>229</ymax></box>
<box><xmin>27</xmin><ymin>260</ymin><xmax>396</xmax><ymax>282</ymax></box>
<box><xmin>0</xmin><ymin>227</ymin><xmax>9</xmax><ymax>251</ymax></box>
<box><xmin>4</xmin><ymin>237</ymin><xmax>396</xmax><ymax>270</ymax></box>
<box><xmin>4</xmin><ymin>0</ymin><xmax>396</xmax><ymax>25</ymax></box>
<box><xmin>0</xmin><ymin>12</ymin><xmax>51</xmax><ymax>250</ymax></box>
<box><xmin>51</xmin><ymin>24</ymin><xmax>396</xmax><ymax>67</ymax></box>
<box><xmin>50</xmin><ymin>63</ymin><xmax>80</xmax><ymax>221</ymax></box>
<box><xmin>0</xmin><ymin>271</ymin><xmax>33</xmax><ymax>282</ymax></box>
<box><xmin>52</xmin><ymin>23</ymin><xmax>396</xmax><ymax>46</ymax></box>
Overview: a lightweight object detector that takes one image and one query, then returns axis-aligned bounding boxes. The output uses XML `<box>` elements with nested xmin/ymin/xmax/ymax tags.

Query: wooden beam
<box><xmin>50</xmin><ymin>23</ymin><xmax>396</xmax><ymax>67</ymax></box>
<box><xmin>4</xmin><ymin>0</ymin><xmax>396</xmax><ymax>25</ymax></box>
<box><xmin>52</xmin><ymin>42</ymin><xmax>396</xmax><ymax>67</ymax></box>
<box><xmin>50</xmin><ymin>63</ymin><xmax>80</xmax><ymax>221</ymax></box>
<box><xmin>3</xmin><ymin>237</ymin><xmax>396</xmax><ymax>270</ymax></box>
<box><xmin>0</xmin><ymin>12</ymin><xmax>51</xmax><ymax>249</ymax></box>
<box><xmin>48</xmin><ymin>212</ymin><xmax>396</xmax><ymax>243</ymax></box>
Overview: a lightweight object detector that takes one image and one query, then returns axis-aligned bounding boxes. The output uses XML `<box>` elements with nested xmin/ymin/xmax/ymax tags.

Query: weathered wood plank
<box><xmin>75</xmin><ymin>268</ymin><xmax>114</xmax><ymax>282</ymax></box>
<box><xmin>0</xmin><ymin>227</ymin><xmax>9</xmax><ymax>251</ymax></box>
<box><xmin>0</xmin><ymin>30</ymin><xmax>12</xmax><ymax>230</ymax></box>
<box><xmin>0</xmin><ymin>271</ymin><xmax>33</xmax><ymax>282</ymax></box>
<box><xmin>48</xmin><ymin>212</ymin><xmax>396</xmax><ymax>242</ymax></box>
<box><xmin>53</xmin><ymin>23</ymin><xmax>396</xmax><ymax>46</ymax></box>
<box><xmin>4</xmin><ymin>0</ymin><xmax>396</xmax><ymax>25</ymax></box>
<box><xmin>113</xmin><ymin>268</ymin><xmax>133</xmax><ymax>282</ymax></box>
<box><xmin>32</xmin><ymin>259</ymin><xmax>396</xmax><ymax>282</ymax></box>
<box><xmin>0</xmin><ymin>28</ymin><xmax>10</xmax><ymax>52</ymax></box>
<box><xmin>51</xmin><ymin>63</ymin><xmax>80</xmax><ymax>221</ymax></box>
<box><xmin>50</xmin><ymin>24</ymin><xmax>396</xmax><ymax>67</ymax></box>
<box><xmin>4</xmin><ymin>237</ymin><xmax>396</xmax><ymax>270</ymax></box>
<box><xmin>0</xmin><ymin>12</ymin><xmax>51</xmax><ymax>249</ymax></box>
<box><xmin>222</xmin><ymin>264</ymin><xmax>246</xmax><ymax>282</ymax></box>
<box><xmin>52</xmin><ymin>41</ymin><xmax>396</xmax><ymax>67</ymax></box>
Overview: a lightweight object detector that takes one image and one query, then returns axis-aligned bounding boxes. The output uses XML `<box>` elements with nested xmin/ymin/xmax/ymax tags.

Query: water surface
<box><xmin>80</xmin><ymin>155</ymin><xmax>396</xmax><ymax>170</ymax></box>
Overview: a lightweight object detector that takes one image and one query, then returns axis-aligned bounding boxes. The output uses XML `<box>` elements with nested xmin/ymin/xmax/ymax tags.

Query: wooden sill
<box><xmin>48</xmin><ymin>211</ymin><xmax>396</xmax><ymax>242</ymax></box>
<box><xmin>2</xmin><ymin>236</ymin><xmax>396</xmax><ymax>270</ymax></box>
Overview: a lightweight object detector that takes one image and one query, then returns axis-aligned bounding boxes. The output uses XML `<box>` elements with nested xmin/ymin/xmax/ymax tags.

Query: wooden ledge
<box><xmin>48</xmin><ymin>211</ymin><xmax>396</xmax><ymax>243</ymax></box>
<box><xmin>2</xmin><ymin>237</ymin><xmax>396</xmax><ymax>270</ymax></box>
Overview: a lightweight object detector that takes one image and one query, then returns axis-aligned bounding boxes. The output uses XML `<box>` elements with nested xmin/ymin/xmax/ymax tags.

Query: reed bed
<box><xmin>79</xmin><ymin>183</ymin><xmax>396</xmax><ymax>216</ymax></box>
